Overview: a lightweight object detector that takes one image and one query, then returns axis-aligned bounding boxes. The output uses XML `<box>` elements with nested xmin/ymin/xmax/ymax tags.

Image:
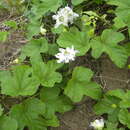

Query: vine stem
<box><xmin>118</xmin><ymin>27</ymin><xmax>129</xmax><ymax>33</ymax></box>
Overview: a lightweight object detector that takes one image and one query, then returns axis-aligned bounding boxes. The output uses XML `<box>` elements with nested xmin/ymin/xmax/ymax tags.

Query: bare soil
<box><xmin>0</xmin><ymin>14</ymin><xmax>25</xmax><ymax>70</ymax></box>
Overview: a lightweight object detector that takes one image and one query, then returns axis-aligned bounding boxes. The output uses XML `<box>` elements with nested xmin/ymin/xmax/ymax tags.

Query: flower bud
<box><xmin>40</xmin><ymin>26</ymin><xmax>47</xmax><ymax>35</ymax></box>
<box><xmin>13</xmin><ymin>59</ymin><xmax>19</xmax><ymax>64</ymax></box>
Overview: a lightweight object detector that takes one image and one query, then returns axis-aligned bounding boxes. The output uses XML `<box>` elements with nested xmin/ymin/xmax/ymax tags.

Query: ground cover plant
<box><xmin>0</xmin><ymin>0</ymin><xmax>130</xmax><ymax>130</ymax></box>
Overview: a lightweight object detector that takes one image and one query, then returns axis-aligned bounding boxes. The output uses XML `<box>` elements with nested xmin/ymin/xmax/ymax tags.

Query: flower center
<box><xmin>64</xmin><ymin>50</ymin><xmax>70</xmax><ymax>55</ymax></box>
<box><xmin>59</xmin><ymin>16</ymin><xmax>65</xmax><ymax>22</ymax></box>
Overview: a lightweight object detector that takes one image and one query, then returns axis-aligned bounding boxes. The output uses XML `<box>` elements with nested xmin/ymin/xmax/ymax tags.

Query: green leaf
<box><xmin>52</xmin><ymin>25</ymin><xmax>66</xmax><ymax>34</ymax></box>
<box><xmin>47</xmin><ymin>44</ymin><xmax>59</xmax><ymax>55</ymax></box>
<box><xmin>30</xmin><ymin>0</ymin><xmax>62</xmax><ymax>19</ymax></box>
<box><xmin>26</xmin><ymin>118</ymin><xmax>47</xmax><ymax>130</ymax></box>
<box><xmin>94</xmin><ymin>95</ymin><xmax>120</xmax><ymax>115</ymax></box>
<box><xmin>104</xmin><ymin>122</ymin><xmax>118</xmax><ymax>130</ymax></box>
<box><xmin>27</xmin><ymin>20</ymin><xmax>40</xmax><ymax>39</ymax></box>
<box><xmin>0</xmin><ymin>116</ymin><xmax>18</xmax><ymax>130</ymax></box>
<box><xmin>124</xmin><ymin>43</ymin><xmax>130</xmax><ymax>56</ymax></box>
<box><xmin>107</xmin><ymin>109</ymin><xmax>120</xmax><ymax>123</ymax></box>
<box><xmin>4</xmin><ymin>20</ymin><xmax>17</xmax><ymax>30</ymax></box>
<box><xmin>108</xmin><ymin>0</ymin><xmax>130</xmax><ymax>21</ymax></box>
<box><xmin>107</xmin><ymin>90</ymin><xmax>130</xmax><ymax>109</ymax></box>
<box><xmin>40</xmin><ymin>87</ymin><xmax>72</xmax><ymax>126</ymax></box>
<box><xmin>31</xmin><ymin>60</ymin><xmax>62</xmax><ymax>87</ymax></box>
<box><xmin>119</xmin><ymin>90</ymin><xmax>130</xmax><ymax>108</ymax></box>
<box><xmin>106</xmin><ymin>89</ymin><xmax>125</xmax><ymax>99</ymax></box>
<box><xmin>72</xmin><ymin>0</ymin><xmax>85</xmax><ymax>5</ymax></box>
<box><xmin>20</xmin><ymin>38</ymin><xmax>48</xmax><ymax>61</ymax></box>
<box><xmin>108</xmin><ymin>0</ymin><xmax>130</xmax><ymax>34</ymax></box>
<box><xmin>37</xmin><ymin>116</ymin><xmax>59</xmax><ymax>127</ymax></box>
<box><xmin>10</xmin><ymin>98</ymin><xmax>46</xmax><ymax>130</ymax></box>
<box><xmin>64</xmin><ymin>66</ymin><xmax>102</xmax><ymax>102</ymax></box>
<box><xmin>57</xmin><ymin>27</ymin><xmax>91</xmax><ymax>56</ymax></box>
<box><xmin>0</xmin><ymin>31</ymin><xmax>9</xmax><ymax>42</ymax></box>
<box><xmin>0</xmin><ymin>65</ymin><xmax>39</xmax><ymax>96</ymax></box>
<box><xmin>119</xmin><ymin>128</ymin><xmax>125</xmax><ymax>130</ymax></box>
<box><xmin>113</xmin><ymin>16</ymin><xmax>130</xmax><ymax>35</ymax></box>
<box><xmin>0</xmin><ymin>104</ymin><xmax>3</xmax><ymax>116</ymax></box>
<box><xmin>94</xmin><ymin>0</ymin><xmax>103</xmax><ymax>4</ymax></box>
<box><xmin>113</xmin><ymin>17</ymin><xmax>127</xmax><ymax>29</ymax></box>
<box><xmin>90</xmin><ymin>29</ymin><xmax>128</xmax><ymax>68</ymax></box>
<box><xmin>118</xmin><ymin>109</ymin><xmax>130</xmax><ymax>129</ymax></box>
<box><xmin>43</xmin><ymin>0</ymin><xmax>62</xmax><ymax>12</ymax></box>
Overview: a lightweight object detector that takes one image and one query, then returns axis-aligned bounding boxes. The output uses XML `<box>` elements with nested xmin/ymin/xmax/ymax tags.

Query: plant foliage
<box><xmin>0</xmin><ymin>0</ymin><xmax>130</xmax><ymax>129</ymax></box>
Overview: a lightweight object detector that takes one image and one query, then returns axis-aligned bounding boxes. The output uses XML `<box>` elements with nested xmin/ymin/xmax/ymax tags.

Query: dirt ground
<box><xmin>0</xmin><ymin>14</ymin><xmax>130</xmax><ymax>130</ymax></box>
<box><xmin>0</xmin><ymin>13</ymin><xmax>26</xmax><ymax>70</ymax></box>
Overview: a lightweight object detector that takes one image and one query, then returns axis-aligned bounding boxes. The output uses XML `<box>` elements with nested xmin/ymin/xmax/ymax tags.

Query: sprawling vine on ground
<box><xmin>0</xmin><ymin>0</ymin><xmax>130</xmax><ymax>130</ymax></box>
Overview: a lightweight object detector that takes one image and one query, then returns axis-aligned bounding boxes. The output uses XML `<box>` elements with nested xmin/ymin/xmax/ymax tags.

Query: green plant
<box><xmin>0</xmin><ymin>0</ymin><xmax>130</xmax><ymax>129</ymax></box>
<box><xmin>0</xmin><ymin>31</ymin><xmax>9</xmax><ymax>42</ymax></box>
<box><xmin>94</xmin><ymin>89</ymin><xmax>130</xmax><ymax>129</ymax></box>
<box><xmin>0</xmin><ymin>0</ymin><xmax>25</xmax><ymax>14</ymax></box>
<box><xmin>0</xmin><ymin>20</ymin><xmax>18</xmax><ymax>43</ymax></box>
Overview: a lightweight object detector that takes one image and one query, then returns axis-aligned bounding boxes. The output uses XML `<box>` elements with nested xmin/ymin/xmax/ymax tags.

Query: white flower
<box><xmin>40</xmin><ymin>26</ymin><xmax>47</xmax><ymax>35</ymax></box>
<box><xmin>20</xmin><ymin>0</ymin><xmax>25</xmax><ymax>4</ymax></box>
<box><xmin>52</xmin><ymin>6</ymin><xmax>79</xmax><ymax>28</ymax></box>
<box><xmin>90</xmin><ymin>119</ymin><xmax>104</xmax><ymax>130</ymax></box>
<box><xmin>55</xmin><ymin>46</ymin><xmax>79</xmax><ymax>63</ymax></box>
<box><xmin>53</xmin><ymin>13</ymin><xmax>68</xmax><ymax>28</ymax></box>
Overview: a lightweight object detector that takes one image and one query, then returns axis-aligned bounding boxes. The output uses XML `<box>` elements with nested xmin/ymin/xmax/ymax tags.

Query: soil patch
<box><xmin>0</xmin><ymin>14</ymin><xmax>26</xmax><ymax>70</ymax></box>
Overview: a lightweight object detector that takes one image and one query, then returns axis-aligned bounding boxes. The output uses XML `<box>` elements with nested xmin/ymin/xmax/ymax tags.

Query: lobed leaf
<box><xmin>30</xmin><ymin>0</ymin><xmax>62</xmax><ymax>19</ymax></box>
<box><xmin>10</xmin><ymin>98</ymin><xmax>46</xmax><ymax>130</ymax></box>
<box><xmin>31</xmin><ymin>60</ymin><xmax>62</xmax><ymax>87</ymax></box>
<box><xmin>108</xmin><ymin>0</ymin><xmax>130</xmax><ymax>34</ymax></box>
<box><xmin>20</xmin><ymin>38</ymin><xmax>48</xmax><ymax>61</ymax></box>
<box><xmin>57</xmin><ymin>27</ymin><xmax>91</xmax><ymax>56</ymax></box>
<box><xmin>0</xmin><ymin>65</ymin><xmax>39</xmax><ymax>96</ymax></box>
<box><xmin>90</xmin><ymin>29</ymin><xmax>128</xmax><ymax>68</ymax></box>
<box><xmin>94</xmin><ymin>95</ymin><xmax>120</xmax><ymax>115</ymax></box>
<box><xmin>40</xmin><ymin>87</ymin><xmax>72</xmax><ymax>126</ymax></box>
<box><xmin>64</xmin><ymin>66</ymin><xmax>102</xmax><ymax>102</ymax></box>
